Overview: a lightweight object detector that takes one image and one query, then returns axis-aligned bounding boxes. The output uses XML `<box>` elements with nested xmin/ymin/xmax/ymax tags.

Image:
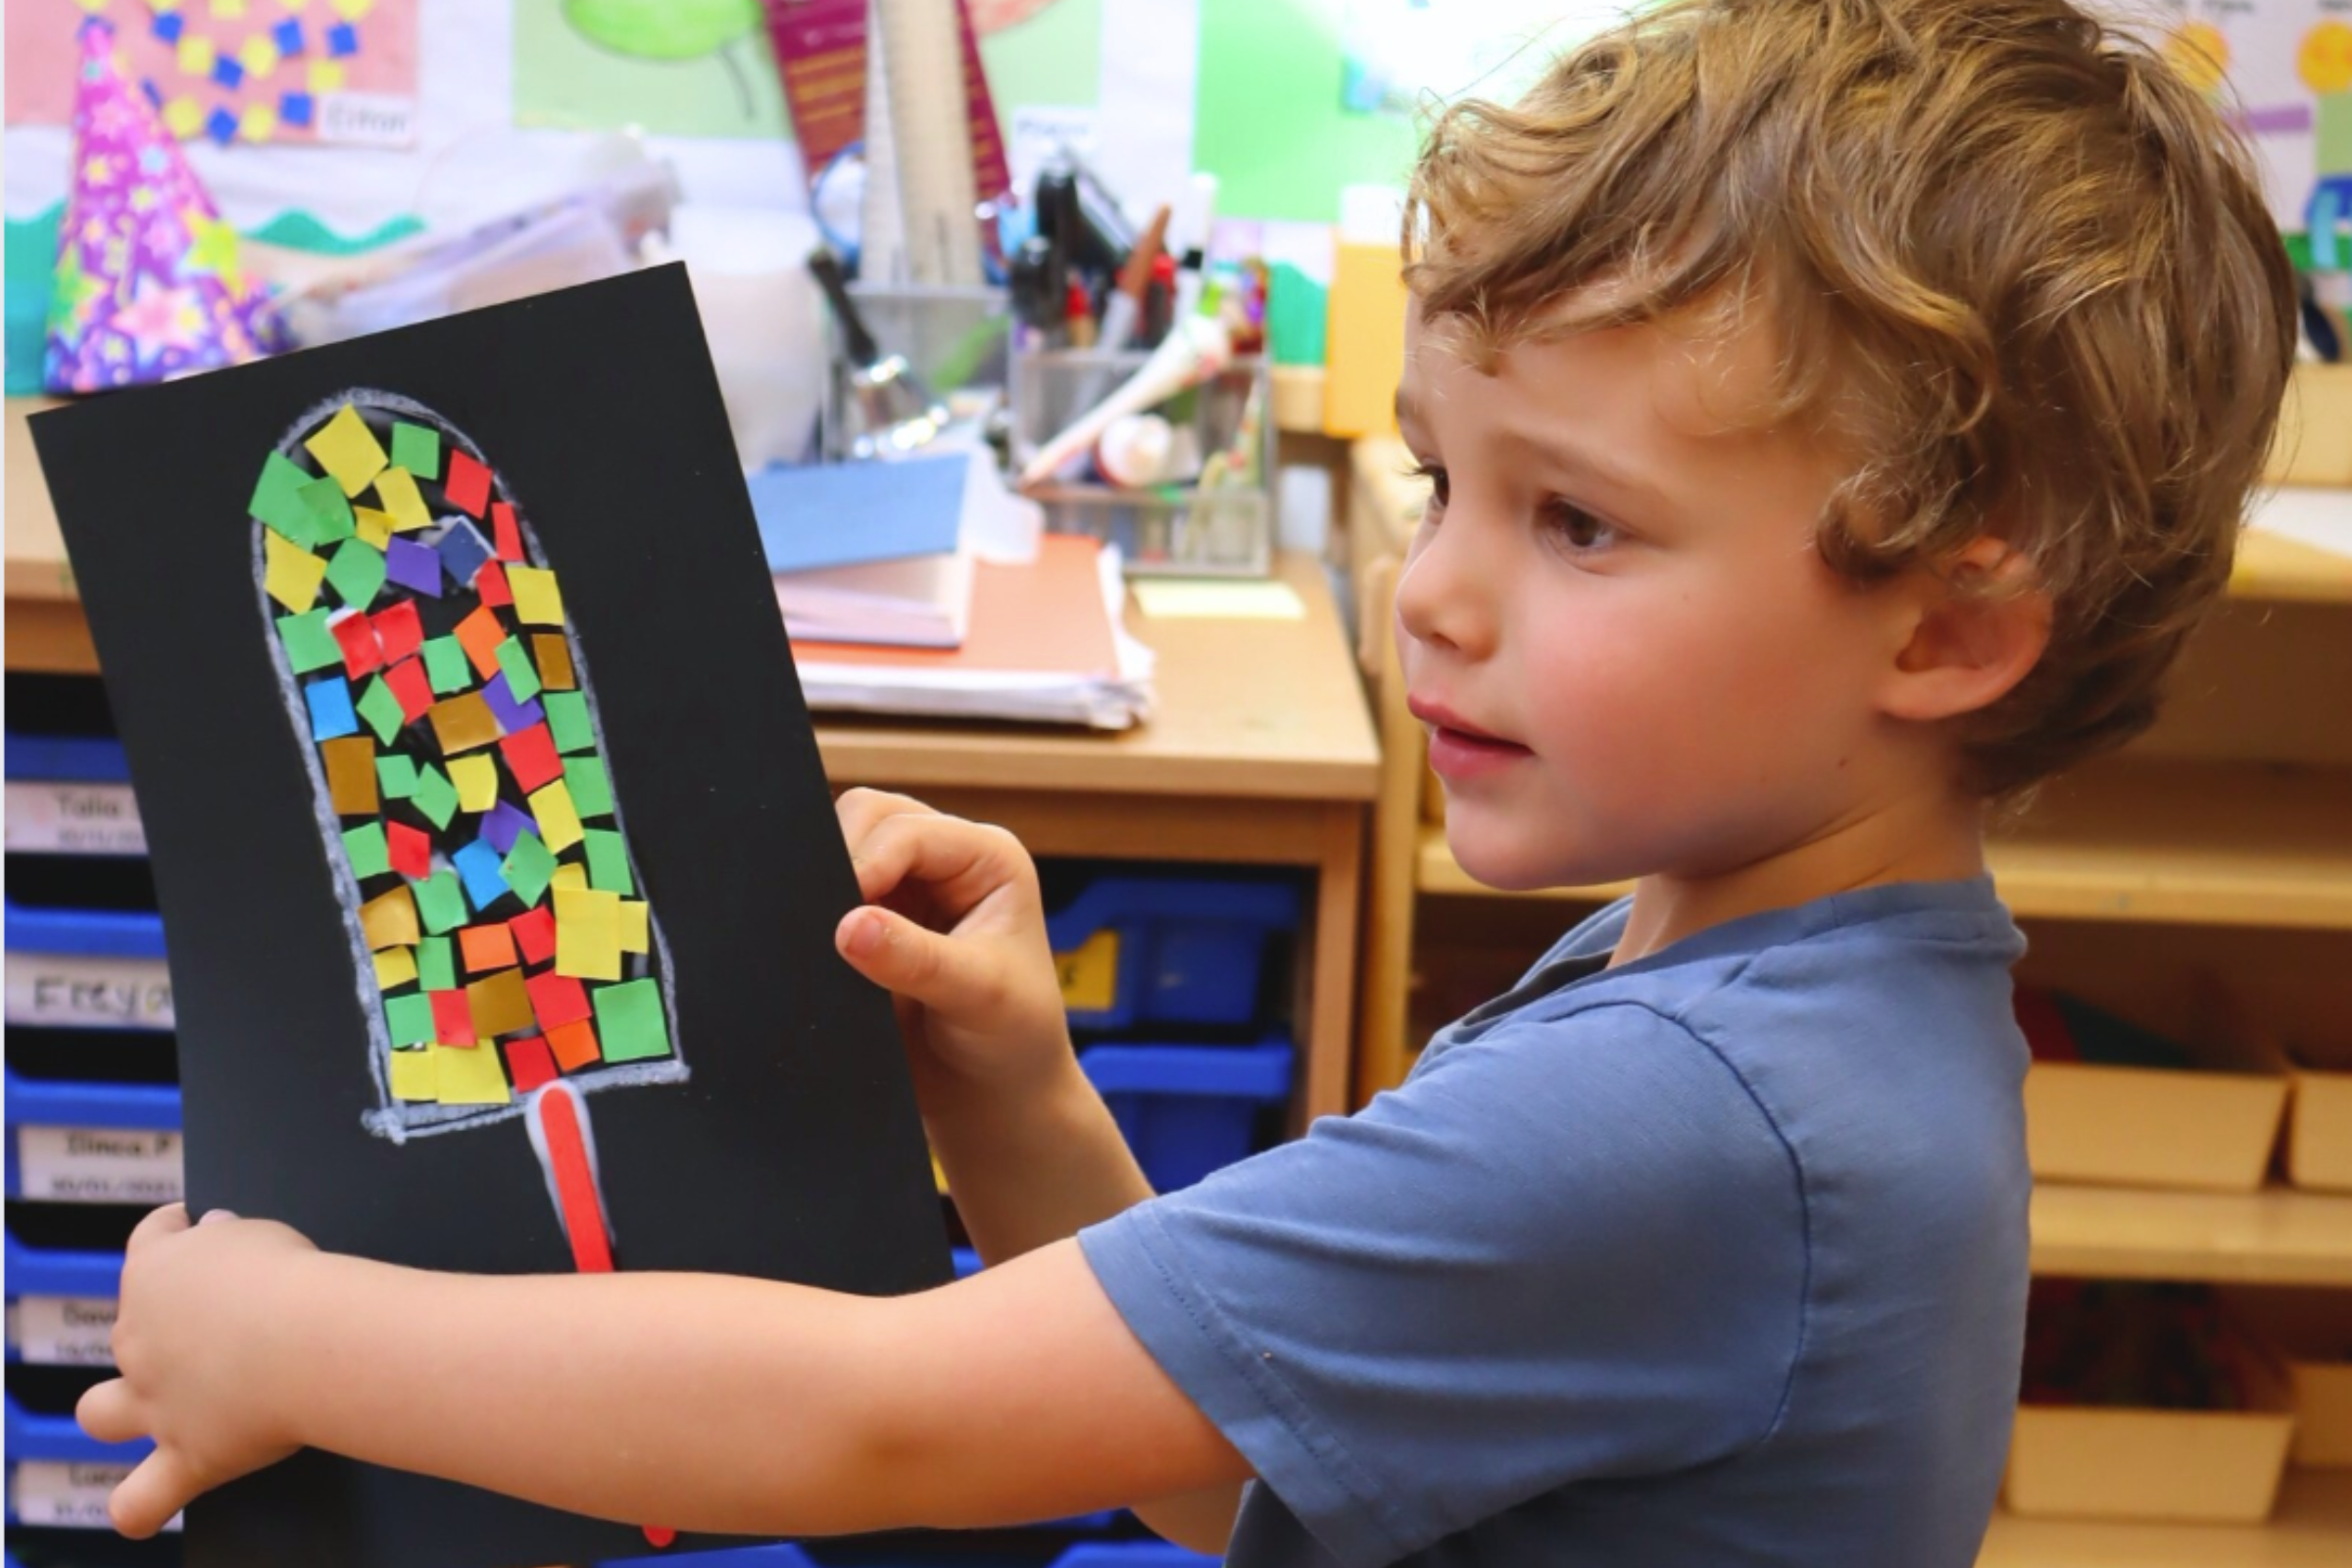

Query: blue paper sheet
<box><xmin>748</xmin><ymin>454</ymin><xmax>966</xmax><ymax>574</ymax></box>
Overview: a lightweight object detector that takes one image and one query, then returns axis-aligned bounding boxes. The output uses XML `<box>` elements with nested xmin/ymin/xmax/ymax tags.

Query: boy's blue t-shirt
<box><xmin>1078</xmin><ymin>876</ymin><xmax>2032</xmax><ymax>1568</ymax></box>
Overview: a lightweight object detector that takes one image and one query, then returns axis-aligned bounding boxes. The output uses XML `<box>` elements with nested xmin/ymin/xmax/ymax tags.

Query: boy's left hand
<box><xmin>76</xmin><ymin>1203</ymin><xmax>318</xmax><ymax>1538</ymax></box>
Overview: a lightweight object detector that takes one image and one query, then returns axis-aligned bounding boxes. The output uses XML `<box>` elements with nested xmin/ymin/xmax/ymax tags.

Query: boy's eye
<box><xmin>1544</xmin><ymin>498</ymin><xmax>1616</xmax><ymax>552</ymax></box>
<box><xmin>1405</xmin><ymin>462</ymin><xmax>1449</xmax><ymax>513</ymax></box>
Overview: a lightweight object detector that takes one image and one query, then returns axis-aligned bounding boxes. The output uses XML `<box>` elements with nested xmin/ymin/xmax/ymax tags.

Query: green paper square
<box><xmin>493</xmin><ymin>637</ymin><xmax>542</xmax><ymax>703</ymax></box>
<box><xmin>593</xmin><ymin>978</ymin><xmax>671</xmax><ymax>1063</ymax></box>
<box><xmin>414</xmin><ymin>871</ymin><xmax>467</xmax><ymax>935</ymax></box>
<box><xmin>500</xmin><ymin>831</ymin><xmax>557</xmax><ymax>907</ymax></box>
<box><xmin>412</xmin><ymin>762</ymin><xmax>460</xmax><ymax>829</ymax></box>
<box><xmin>298</xmin><ymin>474</ymin><xmax>357</xmax><ymax>544</ymax></box>
<box><xmin>563</xmin><ymin>756</ymin><xmax>612</xmax><ymax>818</ymax></box>
<box><xmin>375</xmin><ymin>754</ymin><xmax>419</xmax><ymax>799</ymax></box>
<box><xmin>422</xmin><ymin>635</ymin><xmax>472</xmax><ymax>695</ymax></box>
<box><xmin>581</xmin><ymin>828</ymin><xmax>633</xmax><ymax>895</ymax></box>
<box><xmin>543</xmin><ymin>691</ymin><xmax>593</xmax><ymax>753</ymax></box>
<box><xmin>416</xmin><ymin>935</ymin><xmax>456</xmax><ymax>992</ymax></box>
<box><xmin>341</xmin><ymin>821</ymin><xmax>391</xmax><ymax>878</ymax></box>
<box><xmin>325</xmin><ymin>539</ymin><xmax>386</xmax><ymax>609</ymax></box>
<box><xmin>252</xmin><ymin>451</ymin><xmax>318</xmax><ymax>542</ymax></box>
<box><xmin>355</xmin><ymin>675</ymin><xmax>406</xmax><ymax>743</ymax></box>
<box><xmin>385</xmin><ymin>993</ymin><xmax>435</xmax><ymax>1046</ymax></box>
<box><xmin>276</xmin><ymin>609</ymin><xmax>342</xmax><ymax>673</ymax></box>
<box><xmin>390</xmin><ymin>421</ymin><xmax>441</xmax><ymax>481</ymax></box>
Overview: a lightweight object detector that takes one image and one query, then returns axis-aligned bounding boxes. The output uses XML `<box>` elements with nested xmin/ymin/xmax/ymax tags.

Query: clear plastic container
<box><xmin>820</xmin><ymin>283</ymin><xmax>1011</xmax><ymax>460</ymax></box>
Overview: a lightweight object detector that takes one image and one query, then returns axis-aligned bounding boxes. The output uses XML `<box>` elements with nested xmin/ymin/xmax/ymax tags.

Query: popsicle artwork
<box><xmin>260</xmin><ymin>392</ymin><xmax>683</xmax><ymax>1549</ymax></box>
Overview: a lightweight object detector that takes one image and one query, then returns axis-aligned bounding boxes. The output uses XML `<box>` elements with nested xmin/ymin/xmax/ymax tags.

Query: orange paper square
<box><xmin>546</xmin><ymin>1016</ymin><xmax>602</xmax><ymax>1072</ymax></box>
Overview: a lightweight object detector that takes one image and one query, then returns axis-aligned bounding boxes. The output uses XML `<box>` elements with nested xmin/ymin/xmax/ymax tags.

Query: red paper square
<box><xmin>381</xmin><ymin>658</ymin><xmax>434</xmax><ymax>722</ymax></box>
<box><xmin>525</xmin><ymin>970</ymin><xmax>591</xmax><ymax>1030</ymax></box>
<box><xmin>428</xmin><ymin>989</ymin><xmax>477</xmax><ymax>1048</ymax></box>
<box><xmin>445</xmin><ymin>449</ymin><xmax>492</xmax><ymax>518</ymax></box>
<box><xmin>498</xmin><ymin>724</ymin><xmax>563</xmax><ymax>794</ymax></box>
<box><xmin>386</xmin><ymin>820</ymin><xmax>432</xmax><ymax>879</ymax></box>
<box><xmin>492</xmin><ymin>502</ymin><xmax>523</xmax><ymax>563</ymax></box>
<box><xmin>509</xmin><ymin>905</ymin><xmax>558</xmax><ymax>965</ymax></box>
<box><xmin>372</xmin><ymin>601</ymin><xmax>423</xmax><ymax>663</ymax></box>
<box><xmin>546</xmin><ymin>1017</ymin><xmax>602</xmax><ymax>1072</ymax></box>
<box><xmin>504</xmin><ymin>1035</ymin><xmax>559</xmax><ymax>1093</ymax></box>
<box><xmin>332</xmin><ymin>612</ymin><xmax>382</xmax><ymax>679</ymax></box>
<box><xmin>474</xmin><ymin>560</ymin><xmax>513</xmax><ymax>609</ymax></box>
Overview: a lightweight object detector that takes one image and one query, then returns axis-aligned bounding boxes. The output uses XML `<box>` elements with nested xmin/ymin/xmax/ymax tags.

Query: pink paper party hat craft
<box><xmin>45</xmin><ymin>19</ymin><xmax>284</xmax><ymax>394</ymax></box>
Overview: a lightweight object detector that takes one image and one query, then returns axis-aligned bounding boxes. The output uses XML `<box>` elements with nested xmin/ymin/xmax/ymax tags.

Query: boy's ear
<box><xmin>1876</xmin><ymin>537</ymin><xmax>2052</xmax><ymax>724</ymax></box>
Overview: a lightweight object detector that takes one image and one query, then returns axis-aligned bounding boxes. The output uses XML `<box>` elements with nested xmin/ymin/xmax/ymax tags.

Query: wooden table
<box><xmin>7</xmin><ymin>398</ymin><xmax>1382</xmax><ymax>1121</ymax></box>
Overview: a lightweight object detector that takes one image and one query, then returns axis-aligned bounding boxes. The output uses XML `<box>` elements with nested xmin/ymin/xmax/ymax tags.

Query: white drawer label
<box><xmin>2</xmin><ymin>781</ymin><xmax>146</xmax><ymax>855</ymax></box>
<box><xmin>4</xmin><ymin>953</ymin><xmax>173</xmax><ymax>1028</ymax></box>
<box><xmin>15</xmin><ymin>1126</ymin><xmax>184</xmax><ymax>1203</ymax></box>
<box><xmin>9</xmin><ymin>1459</ymin><xmax>180</xmax><ymax>1531</ymax></box>
<box><xmin>11</xmin><ymin>1295</ymin><xmax>120</xmax><ymax>1364</ymax></box>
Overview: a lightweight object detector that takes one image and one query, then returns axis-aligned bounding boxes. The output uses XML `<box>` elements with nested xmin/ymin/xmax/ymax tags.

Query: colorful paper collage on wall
<box><xmin>256</xmin><ymin>393</ymin><xmax>682</xmax><ymax>1138</ymax></box>
<box><xmin>6</xmin><ymin>0</ymin><xmax>420</xmax><ymax>147</ymax></box>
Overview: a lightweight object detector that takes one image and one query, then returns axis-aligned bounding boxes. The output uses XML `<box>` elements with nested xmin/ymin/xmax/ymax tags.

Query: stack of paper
<box><xmin>792</xmin><ymin>534</ymin><xmax>1154</xmax><ymax>729</ymax></box>
<box><xmin>751</xmin><ymin>453</ymin><xmax>974</xmax><ymax>649</ymax></box>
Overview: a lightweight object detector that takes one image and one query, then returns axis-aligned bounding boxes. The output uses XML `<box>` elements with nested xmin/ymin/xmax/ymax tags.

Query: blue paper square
<box><xmin>452</xmin><ymin>839</ymin><xmax>511</xmax><ymax>912</ymax></box>
<box><xmin>272</xmin><ymin>18</ymin><xmax>305</xmax><ymax>55</ymax></box>
<box><xmin>384</xmin><ymin>536</ymin><xmax>443</xmax><ymax>596</ymax></box>
<box><xmin>483</xmin><ymin>800</ymin><xmax>537</xmax><ymax>855</ymax></box>
<box><xmin>151</xmin><ymin>13</ymin><xmax>183</xmax><ymax>42</ymax></box>
<box><xmin>140</xmin><ymin>76</ymin><xmax>163</xmax><ymax>106</ymax></box>
<box><xmin>306</xmin><ymin>677</ymin><xmax>359</xmax><ymax>741</ymax></box>
<box><xmin>212</xmin><ymin>56</ymin><xmax>245</xmax><ymax>90</ymax></box>
<box><xmin>434</xmin><ymin>518</ymin><xmax>493</xmax><ymax>589</ymax></box>
<box><xmin>279</xmin><ymin>91</ymin><xmax>315</xmax><ymax>127</ymax></box>
<box><xmin>328</xmin><ymin>21</ymin><xmax>359</xmax><ymax>56</ymax></box>
<box><xmin>205</xmin><ymin>106</ymin><xmax>239</xmax><ymax>146</ymax></box>
<box><xmin>481</xmin><ymin>671</ymin><xmax>544</xmax><ymax>736</ymax></box>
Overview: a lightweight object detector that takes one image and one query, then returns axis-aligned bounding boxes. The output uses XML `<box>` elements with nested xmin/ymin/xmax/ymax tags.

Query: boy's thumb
<box><xmin>835</xmin><ymin>906</ymin><xmax>978</xmax><ymax>1010</ymax></box>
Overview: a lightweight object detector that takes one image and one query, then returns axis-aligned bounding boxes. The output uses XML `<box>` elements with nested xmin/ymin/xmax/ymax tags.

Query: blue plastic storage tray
<box><xmin>1080</xmin><ymin>1043</ymin><xmax>1292</xmax><ymax>1193</ymax></box>
<box><xmin>1051</xmin><ymin>1544</ymin><xmax>1220</xmax><ymax>1568</ymax></box>
<box><xmin>4</xmin><ymin>735</ymin><xmax>131</xmax><ymax>783</ymax></box>
<box><xmin>6</xmin><ymin>1226</ymin><xmax>124</xmax><ymax>1366</ymax></box>
<box><xmin>1048</xmin><ymin>878</ymin><xmax>1299</xmax><ymax>1032</ymax></box>
<box><xmin>5</xmin><ymin>1395</ymin><xmax>154</xmax><ymax>1531</ymax></box>
<box><xmin>5</xmin><ymin>1070</ymin><xmax>184</xmax><ymax>1202</ymax></box>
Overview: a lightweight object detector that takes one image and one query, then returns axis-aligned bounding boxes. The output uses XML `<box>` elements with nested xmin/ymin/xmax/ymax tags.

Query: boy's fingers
<box><xmin>848</xmin><ymin>811</ymin><xmax>1019</xmax><ymax>906</ymax></box>
<box><xmin>835</xmin><ymin>906</ymin><xmax>1001</xmax><ymax>1014</ymax></box>
<box><xmin>76</xmin><ymin>1378</ymin><xmax>147</xmax><ymax>1445</ymax></box>
<box><xmin>126</xmin><ymin>1203</ymin><xmax>192</xmax><ymax>1251</ymax></box>
<box><xmin>835</xmin><ymin>788</ymin><xmax>936</xmax><ymax>849</ymax></box>
<box><xmin>109</xmin><ymin>1448</ymin><xmax>198</xmax><ymax>1540</ymax></box>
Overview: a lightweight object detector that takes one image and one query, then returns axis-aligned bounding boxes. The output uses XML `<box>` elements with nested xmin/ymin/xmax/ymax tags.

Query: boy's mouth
<box><xmin>1409</xmin><ymin>698</ymin><xmax>1534</xmax><ymax>781</ymax></box>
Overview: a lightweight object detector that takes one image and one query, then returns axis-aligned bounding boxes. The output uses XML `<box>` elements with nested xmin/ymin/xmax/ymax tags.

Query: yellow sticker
<box><xmin>304</xmin><ymin>405</ymin><xmax>389</xmax><ymax>499</ymax></box>
<box><xmin>529</xmin><ymin>778</ymin><xmax>583</xmax><ymax>853</ymax></box>
<box><xmin>553</xmin><ymin>886</ymin><xmax>622</xmax><ymax>982</ymax></box>
<box><xmin>550</xmin><ymin>862</ymin><xmax>588</xmax><ymax>893</ymax></box>
<box><xmin>263</xmin><ymin>530</ymin><xmax>327</xmax><ymax>613</ymax></box>
<box><xmin>431</xmin><ymin>1042</ymin><xmax>512</xmax><ymax>1105</ymax></box>
<box><xmin>372</xmin><ymin>466</ymin><xmax>434</xmax><ymax>532</ymax></box>
<box><xmin>447</xmin><ymin>753</ymin><xmax>499</xmax><ymax>811</ymax></box>
<box><xmin>388</xmin><ymin>1049</ymin><xmax>436</xmax><ymax>1102</ymax></box>
<box><xmin>1054</xmin><ymin>929</ymin><xmax>1121</xmax><ymax>1013</ymax></box>
<box><xmin>354</xmin><ymin>506</ymin><xmax>395</xmax><ymax>548</ymax></box>
<box><xmin>309</xmin><ymin>59</ymin><xmax>347</xmax><ymax>95</ymax></box>
<box><xmin>238</xmin><ymin>103</ymin><xmax>277</xmax><ymax>144</ymax></box>
<box><xmin>176</xmin><ymin>35</ymin><xmax>217</xmax><ymax>78</ymax></box>
<box><xmin>616</xmin><ymin>899</ymin><xmax>650</xmax><ymax>955</ymax></box>
<box><xmin>238</xmin><ymin>35</ymin><xmax>281</xmax><ymax>79</ymax></box>
<box><xmin>372</xmin><ymin>946</ymin><xmax>418</xmax><ymax>991</ymax></box>
<box><xmin>507</xmin><ymin>565</ymin><xmax>565</xmax><ymax>627</ymax></box>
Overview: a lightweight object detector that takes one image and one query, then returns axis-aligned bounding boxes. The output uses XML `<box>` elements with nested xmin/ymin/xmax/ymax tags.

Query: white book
<box><xmin>774</xmin><ymin>544</ymin><xmax>974</xmax><ymax>650</ymax></box>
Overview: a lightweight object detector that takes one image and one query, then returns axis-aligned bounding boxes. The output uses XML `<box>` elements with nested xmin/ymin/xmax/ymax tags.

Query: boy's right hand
<box><xmin>833</xmin><ymin>789</ymin><xmax>1075</xmax><ymax>1114</ymax></box>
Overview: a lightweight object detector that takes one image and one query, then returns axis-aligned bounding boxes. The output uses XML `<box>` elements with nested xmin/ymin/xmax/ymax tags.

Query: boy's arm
<box><xmin>80</xmin><ymin>1205</ymin><xmax>1251</xmax><ymax>1541</ymax></box>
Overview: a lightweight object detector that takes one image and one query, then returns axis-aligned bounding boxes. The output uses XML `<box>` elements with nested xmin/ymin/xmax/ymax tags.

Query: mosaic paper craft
<box><xmin>254</xmin><ymin>393</ymin><xmax>683</xmax><ymax>1299</ymax></box>
<box><xmin>44</xmin><ymin>18</ymin><xmax>286</xmax><ymax>393</ymax></box>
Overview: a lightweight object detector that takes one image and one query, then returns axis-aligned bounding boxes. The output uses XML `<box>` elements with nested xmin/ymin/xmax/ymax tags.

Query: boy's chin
<box><xmin>1446</xmin><ymin>820</ymin><xmax>1631</xmax><ymax>896</ymax></box>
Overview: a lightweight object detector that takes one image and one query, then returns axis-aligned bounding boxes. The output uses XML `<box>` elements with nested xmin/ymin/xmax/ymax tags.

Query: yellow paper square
<box><xmin>553</xmin><ymin>887</ymin><xmax>622</xmax><ymax>982</ymax></box>
<box><xmin>305</xmin><ymin>405</ymin><xmax>388</xmax><ymax>498</ymax></box>
<box><xmin>617</xmin><ymin>899</ymin><xmax>650</xmax><ymax>954</ymax></box>
<box><xmin>210</xmin><ymin>0</ymin><xmax>248</xmax><ymax>17</ymax></box>
<box><xmin>550</xmin><ymin>863</ymin><xmax>588</xmax><ymax>893</ymax></box>
<box><xmin>238</xmin><ymin>35</ymin><xmax>280</xmax><ymax>79</ymax></box>
<box><xmin>176</xmin><ymin>35</ymin><xmax>217</xmax><ymax>77</ymax></box>
<box><xmin>372</xmin><ymin>946</ymin><xmax>418</xmax><ymax>990</ymax></box>
<box><xmin>238</xmin><ymin>104</ymin><xmax>277</xmax><ymax>143</ymax></box>
<box><xmin>431</xmin><ymin>1043</ymin><xmax>511</xmax><ymax>1105</ymax></box>
<box><xmin>529</xmin><ymin>779</ymin><xmax>583</xmax><ymax>853</ymax></box>
<box><xmin>163</xmin><ymin>96</ymin><xmax>204</xmax><ymax>139</ymax></box>
<box><xmin>354</xmin><ymin>506</ymin><xmax>395</xmax><ymax>548</ymax></box>
<box><xmin>372</xmin><ymin>466</ymin><xmax>434</xmax><ymax>532</ymax></box>
<box><xmin>360</xmin><ymin>886</ymin><xmax>419</xmax><ymax>951</ymax></box>
<box><xmin>448</xmin><ymin>754</ymin><xmax>499</xmax><ymax>811</ymax></box>
<box><xmin>264</xmin><ymin>530</ymin><xmax>327</xmax><ymax>613</ymax></box>
<box><xmin>334</xmin><ymin>0</ymin><xmax>374</xmax><ymax>18</ymax></box>
<box><xmin>309</xmin><ymin>59</ymin><xmax>347</xmax><ymax>95</ymax></box>
<box><xmin>507</xmin><ymin>565</ymin><xmax>565</xmax><ymax>627</ymax></box>
<box><xmin>388</xmin><ymin>1049</ymin><xmax>436</xmax><ymax>1102</ymax></box>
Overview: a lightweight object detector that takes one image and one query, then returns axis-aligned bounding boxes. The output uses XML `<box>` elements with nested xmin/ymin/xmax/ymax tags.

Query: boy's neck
<box><xmin>1609</xmin><ymin>790</ymin><xmax>1989</xmax><ymax>967</ymax></box>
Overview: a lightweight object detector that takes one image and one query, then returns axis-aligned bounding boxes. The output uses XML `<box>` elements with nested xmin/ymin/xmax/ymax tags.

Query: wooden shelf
<box><xmin>2030</xmin><ymin>1182</ymin><xmax>2352</xmax><ymax>1288</ymax></box>
<box><xmin>1415</xmin><ymin>759</ymin><xmax>2352</xmax><ymax>931</ymax></box>
<box><xmin>1978</xmin><ymin>1470</ymin><xmax>2352</xmax><ymax>1566</ymax></box>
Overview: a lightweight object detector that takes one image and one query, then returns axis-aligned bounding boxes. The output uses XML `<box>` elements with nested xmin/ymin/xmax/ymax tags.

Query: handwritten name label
<box><xmin>319</xmin><ymin>91</ymin><xmax>416</xmax><ymax>148</ymax></box>
<box><xmin>15</xmin><ymin>1127</ymin><xmax>183</xmax><ymax>1203</ymax></box>
<box><xmin>3</xmin><ymin>781</ymin><xmax>146</xmax><ymax>855</ymax></box>
<box><xmin>9</xmin><ymin>1460</ymin><xmax>180</xmax><ymax>1531</ymax></box>
<box><xmin>10</xmin><ymin>1296</ymin><xmax>119</xmax><ymax>1365</ymax></box>
<box><xmin>4</xmin><ymin>955</ymin><xmax>173</xmax><ymax>1029</ymax></box>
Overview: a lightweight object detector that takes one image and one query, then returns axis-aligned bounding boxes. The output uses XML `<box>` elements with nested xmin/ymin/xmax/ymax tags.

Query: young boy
<box><xmin>81</xmin><ymin>1</ymin><xmax>2293</xmax><ymax>1563</ymax></box>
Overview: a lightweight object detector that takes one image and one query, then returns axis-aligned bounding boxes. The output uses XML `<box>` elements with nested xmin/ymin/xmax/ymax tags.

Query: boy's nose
<box><xmin>1395</xmin><ymin>513</ymin><xmax>1499</xmax><ymax>662</ymax></box>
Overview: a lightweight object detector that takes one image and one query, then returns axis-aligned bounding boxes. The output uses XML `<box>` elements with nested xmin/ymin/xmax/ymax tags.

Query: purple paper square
<box><xmin>435</xmin><ymin>518</ymin><xmax>493</xmax><ymax>589</ymax></box>
<box><xmin>481</xmin><ymin>671</ymin><xmax>545</xmax><ymax>735</ymax></box>
<box><xmin>483</xmin><ymin>800</ymin><xmax>537</xmax><ymax>855</ymax></box>
<box><xmin>384</xmin><ymin>536</ymin><xmax>443</xmax><ymax>596</ymax></box>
